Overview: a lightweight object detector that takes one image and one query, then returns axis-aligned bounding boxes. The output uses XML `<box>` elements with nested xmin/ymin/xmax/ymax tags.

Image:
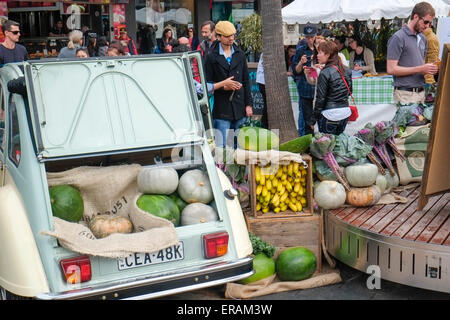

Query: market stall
<box><xmin>282</xmin><ymin>0</ymin><xmax>449</xmax><ymax>136</ymax></box>
<box><xmin>344</xmin><ymin>74</ymin><xmax>396</xmax><ymax>135</ymax></box>
<box><xmin>282</xmin><ymin>0</ymin><xmax>450</xmax><ymax>25</ymax></box>
<box><xmin>224</xmin><ymin>42</ymin><xmax>449</xmax><ymax>294</ymax></box>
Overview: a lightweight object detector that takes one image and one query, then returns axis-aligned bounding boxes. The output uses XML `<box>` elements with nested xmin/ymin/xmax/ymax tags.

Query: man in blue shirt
<box><xmin>292</xmin><ymin>24</ymin><xmax>317</xmax><ymax>136</ymax></box>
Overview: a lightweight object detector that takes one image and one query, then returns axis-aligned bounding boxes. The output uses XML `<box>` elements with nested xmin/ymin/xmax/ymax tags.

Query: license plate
<box><xmin>117</xmin><ymin>242</ymin><xmax>184</xmax><ymax>271</ymax></box>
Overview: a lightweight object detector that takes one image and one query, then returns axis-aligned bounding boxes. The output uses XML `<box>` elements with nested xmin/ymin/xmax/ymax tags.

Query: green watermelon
<box><xmin>240</xmin><ymin>253</ymin><xmax>276</xmax><ymax>284</ymax></box>
<box><xmin>136</xmin><ymin>194</ymin><xmax>180</xmax><ymax>227</ymax></box>
<box><xmin>49</xmin><ymin>185</ymin><xmax>84</xmax><ymax>222</ymax></box>
<box><xmin>276</xmin><ymin>247</ymin><xmax>317</xmax><ymax>281</ymax></box>
<box><xmin>169</xmin><ymin>192</ymin><xmax>188</xmax><ymax>212</ymax></box>
<box><xmin>237</xmin><ymin>127</ymin><xmax>279</xmax><ymax>151</ymax></box>
<box><xmin>279</xmin><ymin>134</ymin><xmax>312</xmax><ymax>154</ymax></box>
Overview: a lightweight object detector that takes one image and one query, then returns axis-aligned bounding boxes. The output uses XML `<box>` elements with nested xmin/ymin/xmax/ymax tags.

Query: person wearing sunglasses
<box><xmin>387</xmin><ymin>1</ymin><xmax>438</xmax><ymax>105</ymax></box>
<box><xmin>0</xmin><ymin>20</ymin><xmax>28</xmax><ymax>67</ymax></box>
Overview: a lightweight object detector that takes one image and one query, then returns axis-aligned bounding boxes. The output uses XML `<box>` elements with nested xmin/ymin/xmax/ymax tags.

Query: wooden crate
<box><xmin>245</xmin><ymin>213</ymin><xmax>322</xmax><ymax>272</ymax></box>
<box><xmin>248</xmin><ymin>154</ymin><xmax>314</xmax><ymax>218</ymax></box>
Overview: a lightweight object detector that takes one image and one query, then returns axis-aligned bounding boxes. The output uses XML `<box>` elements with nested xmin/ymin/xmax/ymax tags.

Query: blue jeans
<box><xmin>297</xmin><ymin>97</ymin><xmax>305</xmax><ymax>136</ymax></box>
<box><xmin>213</xmin><ymin>117</ymin><xmax>248</xmax><ymax>148</ymax></box>
<box><xmin>317</xmin><ymin>114</ymin><xmax>349</xmax><ymax>135</ymax></box>
<box><xmin>295</xmin><ymin>79</ymin><xmax>305</xmax><ymax>136</ymax></box>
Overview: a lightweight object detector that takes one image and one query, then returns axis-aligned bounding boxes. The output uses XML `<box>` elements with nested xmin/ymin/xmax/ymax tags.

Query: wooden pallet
<box><xmin>245</xmin><ymin>213</ymin><xmax>322</xmax><ymax>272</ymax></box>
<box><xmin>329</xmin><ymin>185</ymin><xmax>450</xmax><ymax>246</ymax></box>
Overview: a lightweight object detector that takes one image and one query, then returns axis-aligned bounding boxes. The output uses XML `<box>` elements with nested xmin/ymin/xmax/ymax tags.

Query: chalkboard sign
<box><xmin>248</xmin><ymin>67</ymin><xmax>265</xmax><ymax>115</ymax></box>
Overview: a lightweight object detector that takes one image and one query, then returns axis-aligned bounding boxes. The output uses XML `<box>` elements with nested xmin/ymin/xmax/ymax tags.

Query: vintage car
<box><xmin>0</xmin><ymin>52</ymin><xmax>253</xmax><ymax>300</ymax></box>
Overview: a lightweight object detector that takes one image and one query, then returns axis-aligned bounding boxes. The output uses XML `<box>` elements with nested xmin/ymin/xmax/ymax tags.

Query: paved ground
<box><xmin>162</xmin><ymin>260</ymin><xmax>450</xmax><ymax>300</ymax></box>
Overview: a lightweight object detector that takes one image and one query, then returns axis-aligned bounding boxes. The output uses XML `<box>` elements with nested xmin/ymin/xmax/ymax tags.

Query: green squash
<box><xmin>276</xmin><ymin>247</ymin><xmax>317</xmax><ymax>281</ymax></box>
<box><xmin>49</xmin><ymin>185</ymin><xmax>84</xmax><ymax>222</ymax></box>
<box><xmin>279</xmin><ymin>134</ymin><xmax>312</xmax><ymax>154</ymax></box>
<box><xmin>240</xmin><ymin>253</ymin><xmax>276</xmax><ymax>284</ymax></box>
<box><xmin>237</xmin><ymin>126</ymin><xmax>279</xmax><ymax>151</ymax></box>
<box><xmin>136</xmin><ymin>194</ymin><xmax>180</xmax><ymax>227</ymax></box>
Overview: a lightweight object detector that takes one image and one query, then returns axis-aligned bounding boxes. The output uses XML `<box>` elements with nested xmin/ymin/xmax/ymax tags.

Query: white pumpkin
<box><xmin>375</xmin><ymin>173</ymin><xmax>389</xmax><ymax>194</ymax></box>
<box><xmin>178</xmin><ymin>169</ymin><xmax>214</xmax><ymax>204</ymax></box>
<box><xmin>314</xmin><ymin>181</ymin><xmax>347</xmax><ymax>209</ymax></box>
<box><xmin>181</xmin><ymin>203</ymin><xmax>218</xmax><ymax>226</ymax></box>
<box><xmin>386</xmin><ymin>172</ymin><xmax>400</xmax><ymax>188</ymax></box>
<box><xmin>345</xmin><ymin>162</ymin><xmax>379</xmax><ymax>187</ymax></box>
<box><xmin>376</xmin><ymin>172</ymin><xmax>400</xmax><ymax>194</ymax></box>
<box><xmin>137</xmin><ymin>167</ymin><xmax>179</xmax><ymax>195</ymax></box>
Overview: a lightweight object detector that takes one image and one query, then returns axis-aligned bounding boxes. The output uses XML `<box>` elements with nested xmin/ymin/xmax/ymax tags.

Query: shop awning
<box><xmin>282</xmin><ymin>0</ymin><xmax>450</xmax><ymax>24</ymax></box>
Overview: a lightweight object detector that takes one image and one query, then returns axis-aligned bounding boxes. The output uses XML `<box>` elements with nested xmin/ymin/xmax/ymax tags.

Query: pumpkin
<box><xmin>386</xmin><ymin>172</ymin><xmax>399</xmax><ymax>189</ymax></box>
<box><xmin>181</xmin><ymin>203</ymin><xmax>219</xmax><ymax>226</ymax></box>
<box><xmin>314</xmin><ymin>181</ymin><xmax>347</xmax><ymax>209</ymax></box>
<box><xmin>346</xmin><ymin>186</ymin><xmax>382</xmax><ymax>207</ymax></box>
<box><xmin>89</xmin><ymin>215</ymin><xmax>133</xmax><ymax>239</ymax></box>
<box><xmin>376</xmin><ymin>172</ymin><xmax>400</xmax><ymax>194</ymax></box>
<box><xmin>375</xmin><ymin>173</ymin><xmax>389</xmax><ymax>194</ymax></box>
<box><xmin>344</xmin><ymin>162</ymin><xmax>378</xmax><ymax>187</ymax></box>
<box><xmin>177</xmin><ymin>169</ymin><xmax>214</xmax><ymax>204</ymax></box>
<box><xmin>137</xmin><ymin>167</ymin><xmax>179</xmax><ymax>195</ymax></box>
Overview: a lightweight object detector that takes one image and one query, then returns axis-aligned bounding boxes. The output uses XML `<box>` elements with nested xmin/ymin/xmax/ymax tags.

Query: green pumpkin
<box><xmin>136</xmin><ymin>194</ymin><xmax>180</xmax><ymax>227</ymax></box>
<box><xmin>237</xmin><ymin>126</ymin><xmax>279</xmax><ymax>151</ymax></box>
<box><xmin>49</xmin><ymin>185</ymin><xmax>84</xmax><ymax>222</ymax></box>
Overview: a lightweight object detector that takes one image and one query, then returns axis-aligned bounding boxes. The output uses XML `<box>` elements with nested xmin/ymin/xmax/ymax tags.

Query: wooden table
<box><xmin>329</xmin><ymin>185</ymin><xmax>450</xmax><ymax>246</ymax></box>
<box><xmin>324</xmin><ymin>184</ymin><xmax>450</xmax><ymax>293</ymax></box>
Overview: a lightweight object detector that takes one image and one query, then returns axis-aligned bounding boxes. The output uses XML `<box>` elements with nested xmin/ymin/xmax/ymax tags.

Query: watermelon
<box><xmin>49</xmin><ymin>185</ymin><xmax>84</xmax><ymax>222</ymax></box>
<box><xmin>276</xmin><ymin>247</ymin><xmax>317</xmax><ymax>281</ymax></box>
<box><xmin>169</xmin><ymin>192</ymin><xmax>188</xmax><ymax>212</ymax></box>
<box><xmin>237</xmin><ymin>127</ymin><xmax>279</xmax><ymax>151</ymax></box>
<box><xmin>240</xmin><ymin>253</ymin><xmax>276</xmax><ymax>284</ymax></box>
<box><xmin>279</xmin><ymin>134</ymin><xmax>312</xmax><ymax>154</ymax></box>
<box><xmin>136</xmin><ymin>194</ymin><xmax>180</xmax><ymax>227</ymax></box>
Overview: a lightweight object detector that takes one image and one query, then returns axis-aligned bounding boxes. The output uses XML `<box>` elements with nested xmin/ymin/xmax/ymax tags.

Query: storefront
<box><xmin>0</xmin><ymin>0</ymin><xmax>260</xmax><ymax>58</ymax></box>
<box><xmin>211</xmin><ymin>0</ymin><xmax>254</xmax><ymax>23</ymax></box>
<box><xmin>3</xmin><ymin>1</ymin><xmax>110</xmax><ymax>58</ymax></box>
<box><xmin>134</xmin><ymin>0</ymin><xmax>257</xmax><ymax>53</ymax></box>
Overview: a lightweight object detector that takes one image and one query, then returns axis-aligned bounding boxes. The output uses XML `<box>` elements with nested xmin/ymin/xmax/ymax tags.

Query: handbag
<box><xmin>331</xmin><ymin>65</ymin><xmax>359</xmax><ymax>122</ymax></box>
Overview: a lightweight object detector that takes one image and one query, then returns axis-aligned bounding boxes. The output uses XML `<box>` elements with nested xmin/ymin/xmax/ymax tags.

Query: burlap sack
<box><xmin>41</xmin><ymin>164</ymin><xmax>179</xmax><ymax>258</ymax></box>
<box><xmin>394</xmin><ymin>124</ymin><xmax>430</xmax><ymax>185</ymax></box>
<box><xmin>225</xmin><ymin>266</ymin><xmax>342</xmax><ymax>299</ymax></box>
<box><xmin>234</xmin><ymin>149</ymin><xmax>308</xmax><ymax>168</ymax></box>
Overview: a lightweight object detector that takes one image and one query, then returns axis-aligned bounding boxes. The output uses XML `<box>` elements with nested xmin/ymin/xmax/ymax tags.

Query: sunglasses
<box><xmin>420</xmin><ymin>18</ymin><xmax>432</xmax><ymax>25</ymax></box>
<box><xmin>9</xmin><ymin>30</ymin><xmax>20</xmax><ymax>35</ymax></box>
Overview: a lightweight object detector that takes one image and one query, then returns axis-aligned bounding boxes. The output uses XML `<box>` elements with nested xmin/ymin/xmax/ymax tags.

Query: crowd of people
<box><xmin>283</xmin><ymin>1</ymin><xmax>439</xmax><ymax>138</ymax></box>
<box><xmin>0</xmin><ymin>2</ymin><xmax>441</xmax><ymax>150</ymax></box>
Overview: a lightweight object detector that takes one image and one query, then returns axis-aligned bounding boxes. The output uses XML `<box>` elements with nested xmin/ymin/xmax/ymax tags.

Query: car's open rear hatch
<box><xmin>23</xmin><ymin>54</ymin><xmax>204</xmax><ymax>160</ymax></box>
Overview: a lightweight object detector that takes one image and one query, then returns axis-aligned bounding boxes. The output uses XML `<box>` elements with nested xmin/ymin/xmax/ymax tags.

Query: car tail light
<box><xmin>203</xmin><ymin>232</ymin><xmax>229</xmax><ymax>259</ymax></box>
<box><xmin>60</xmin><ymin>255</ymin><xmax>92</xmax><ymax>284</ymax></box>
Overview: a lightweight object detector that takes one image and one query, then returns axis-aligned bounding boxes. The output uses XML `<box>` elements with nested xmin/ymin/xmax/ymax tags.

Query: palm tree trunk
<box><xmin>260</xmin><ymin>0</ymin><xmax>298</xmax><ymax>144</ymax></box>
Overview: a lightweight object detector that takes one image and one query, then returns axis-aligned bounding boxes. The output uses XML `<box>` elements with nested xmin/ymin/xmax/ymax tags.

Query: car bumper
<box><xmin>35</xmin><ymin>256</ymin><xmax>253</xmax><ymax>300</ymax></box>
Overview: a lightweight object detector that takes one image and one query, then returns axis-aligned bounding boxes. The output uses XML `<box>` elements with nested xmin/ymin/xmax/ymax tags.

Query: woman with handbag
<box><xmin>311</xmin><ymin>40</ymin><xmax>354</xmax><ymax>135</ymax></box>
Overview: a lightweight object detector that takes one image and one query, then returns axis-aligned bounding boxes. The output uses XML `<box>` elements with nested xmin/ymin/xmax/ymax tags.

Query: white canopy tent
<box><xmin>282</xmin><ymin>0</ymin><xmax>450</xmax><ymax>24</ymax></box>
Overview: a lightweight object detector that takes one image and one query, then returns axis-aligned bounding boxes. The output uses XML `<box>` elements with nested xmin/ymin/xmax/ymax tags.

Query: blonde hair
<box><xmin>67</xmin><ymin>30</ymin><xmax>83</xmax><ymax>49</ymax></box>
